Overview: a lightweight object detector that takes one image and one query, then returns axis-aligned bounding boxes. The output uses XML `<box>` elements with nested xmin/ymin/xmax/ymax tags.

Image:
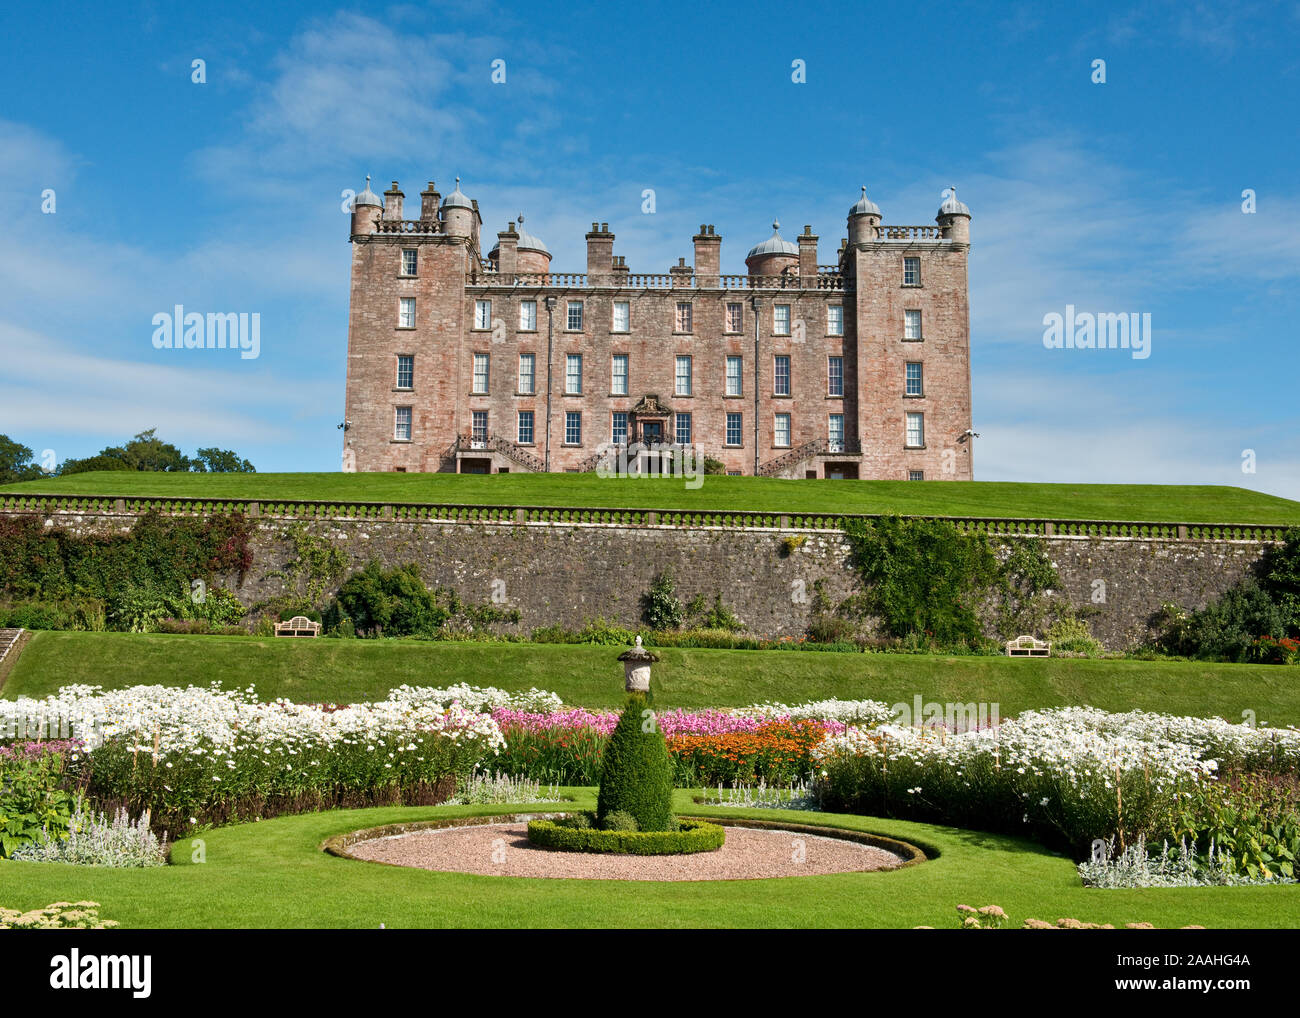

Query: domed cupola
<box><xmin>849</xmin><ymin>185</ymin><xmax>880</xmax><ymax>218</ymax></box>
<box><xmin>935</xmin><ymin>185</ymin><xmax>971</xmax><ymax>244</ymax></box>
<box><xmin>847</xmin><ymin>185</ymin><xmax>882</xmax><ymax>245</ymax></box>
<box><xmin>744</xmin><ymin>220</ymin><xmax>800</xmax><ymax>277</ymax></box>
<box><xmin>440</xmin><ymin>176</ymin><xmax>473</xmax><ymax>210</ymax></box>
<box><xmin>489</xmin><ymin>215</ymin><xmax>552</xmax><ymax>273</ymax></box>
<box><xmin>937</xmin><ymin>186</ymin><xmax>970</xmax><ymax>218</ymax></box>
<box><xmin>440</xmin><ymin>176</ymin><xmax>476</xmax><ymax>238</ymax></box>
<box><xmin>354</xmin><ymin>175</ymin><xmax>383</xmax><ymax>209</ymax></box>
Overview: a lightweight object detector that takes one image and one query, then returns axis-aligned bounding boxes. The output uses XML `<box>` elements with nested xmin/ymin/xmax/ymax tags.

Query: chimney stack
<box><xmin>693</xmin><ymin>224</ymin><xmax>721</xmax><ymax>287</ymax></box>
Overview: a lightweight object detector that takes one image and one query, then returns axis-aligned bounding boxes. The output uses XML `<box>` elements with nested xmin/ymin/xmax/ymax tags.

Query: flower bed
<box><xmin>487</xmin><ymin>705</ymin><xmax>859</xmax><ymax>786</ymax></box>
<box><xmin>1</xmin><ymin>684</ymin><xmax>506</xmax><ymax>834</ymax></box>
<box><xmin>812</xmin><ymin>707</ymin><xmax>1300</xmax><ymax>863</ymax></box>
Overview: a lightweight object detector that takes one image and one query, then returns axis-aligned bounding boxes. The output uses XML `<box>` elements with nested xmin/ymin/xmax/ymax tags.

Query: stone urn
<box><xmin>617</xmin><ymin>635</ymin><xmax>660</xmax><ymax>693</ymax></box>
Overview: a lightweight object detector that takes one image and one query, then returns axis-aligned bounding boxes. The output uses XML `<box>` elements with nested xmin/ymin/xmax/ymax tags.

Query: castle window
<box><xmin>566</xmin><ymin>300</ymin><xmax>584</xmax><ymax>331</ymax></box>
<box><xmin>906</xmin><ymin>362</ymin><xmax>924</xmax><ymax>397</ymax></box>
<box><xmin>675</xmin><ymin>302</ymin><xmax>693</xmax><ymax>333</ymax></box>
<box><xmin>396</xmin><ymin>355</ymin><xmax>414</xmax><ymax>390</ymax></box>
<box><xmin>519</xmin><ymin>300</ymin><xmax>537</xmax><ymax>331</ymax></box>
<box><xmin>725</xmin><ymin>302</ymin><xmax>743</xmax><ymax>334</ymax></box>
<box><xmin>612</xmin><ymin>411</ymin><xmax>628</xmax><ymax>445</ymax></box>
<box><xmin>473</xmin><ymin>353</ymin><xmax>490</xmax><ymax>394</ymax></box>
<box><xmin>905</xmin><ymin>412</ymin><xmax>925</xmax><ymax>448</ymax></box>
<box><xmin>471</xmin><ymin>411</ymin><xmax>488</xmax><ymax>442</ymax></box>
<box><xmin>903</xmin><ymin>257</ymin><xmax>921</xmax><ymax>286</ymax></box>
<box><xmin>394</xmin><ymin>406</ymin><xmax>412</xmax><ymax>441</ymax></box>
<box><xmin>611</xmin><ymin>354</ymin><xmax>629</xmax><ymax>395</ymax></box>
<box><xmin>773</xmin><ymin>304</ymin><xmax>791</xmax><ymax>336</ymax></box>
<box><xmin>828</xmin><ymin>306</ymin><xmax>844</xmax><ymax>336</ymax></box>
<box><xmin>828</xmin><ymin>356</ymin><xmax>843</xmax><ymax>397</ymax></box>
<box><xmin>518</xmin><ymin>353</ymin><xmax>535</xmax><ymax>394</ymax></box>
<box><xmin>774</xmin><ymin>413</ymin><xmax>791</xmax><ymax>448</ymax></box>
<box><xmin>675</xmin><ymin>355</ymin><xmax>693</xmax><ymax>396</ymax></box>
<box><xmin>675</xmin><ymin>412</ymin><xmax>692</xmax><ymax>446</ymax></box>
<box><xmin>774</xmin><ymin>355</ymin><xmax>790</xmax><ymax>396</ymax></box>
<box><xmin>474</xmin><ymin>300</ymin><xmax>492</xmax><ymax>330</ymax></box>
<box><xmin>904</xmin><ymin>310</ymin><xmax>922</xmax><ymax>340</ymax></box>
<box><xmin>829</xmin><ymin>414</ymin><xmax>845</xmax><ymax>451</ymax></box>
<box><xmin>726</xmin><ymin>412</ymin><xmax>743</xmax><ymax>447</ymax></box>
<box><xmin>612</xmin><ymin>301</ymin><xmax>630</xmax><ymax>333</ymax></box>
<box><xmin>398</xmin><ymin>297</ymin><xmax>415</xmax><ymax>329</ymax></box>
<box><xmin>401</xmin><ymin>249</ymin><xmax>417</xmax><ymax>276</ymax></box>
<box><xmin>566</xmin><ymin>353</ymin><xmax>583</xmax><ymax>394</ymax></box>
<box><xmin>909</xmin><ymin>469</ymin><xmax>925</xmax><ymax>481</ymax></box>
<box><xmin>565</xmin><ymin>411</ymin><xmax>582</xmax><ymax>445</ymax></box>
<box><xmin>517</xmin><ymin>410</ymin><xmax>534</xmax><ymax>444</ymax></box>
<box><xmin>725</xmin><ymin>355</ymin><xmax>743</xmax><ymax>396</ymax></box>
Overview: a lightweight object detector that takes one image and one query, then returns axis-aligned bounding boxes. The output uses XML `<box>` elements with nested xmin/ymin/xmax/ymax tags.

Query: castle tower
<box><xmin>350</xmin><ymin>176</ymin><xmax>383</xmax><ymax>236</ymax></box>
<box><xmin>440</xmin><ymin>177</ymin><xmax>475</xmax><ymax>238</ymax></box>
<box><xmin>847</xmin><ymin>186</ymin><xmax>881</xmax><ymax>245</ymax></box>
<box><xmin>936</xmin><ymin>186</ymin><xmax>971</xmax><ymax>244</ymax></box>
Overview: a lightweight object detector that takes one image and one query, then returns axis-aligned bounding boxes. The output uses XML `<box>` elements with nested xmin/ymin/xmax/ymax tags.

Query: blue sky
<box><xmin>2</xmin><ymin>0</ymin><xmax>1299</xmax><ymax>497</ymax></box>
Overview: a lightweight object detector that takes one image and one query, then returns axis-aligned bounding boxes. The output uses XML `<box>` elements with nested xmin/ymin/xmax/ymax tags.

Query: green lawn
<box><xmin>4</xmin><ymin>472</ymin><xmax>1299</xmax><ymax>524</ymax></box>
<box><xmin>6</xmin><ymin>631</ymin><xmax>1298</xmax><ymax>726</ymax></box>
<box><xmin>2</xmin><ymin>792</ymin><xmax>1296</xmax><ymax>928</ymax></box>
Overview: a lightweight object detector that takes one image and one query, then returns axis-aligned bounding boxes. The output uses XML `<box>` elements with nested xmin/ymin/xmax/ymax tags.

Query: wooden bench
<box><xmin>1006</xmin><ymin>635</ymin><xmax>1050</xmax><ymax>658</ymax></box>
<box><xmin>274</xmin><ymin>616</ymin><xmax>321</xmax><ymax>638</ymax></box>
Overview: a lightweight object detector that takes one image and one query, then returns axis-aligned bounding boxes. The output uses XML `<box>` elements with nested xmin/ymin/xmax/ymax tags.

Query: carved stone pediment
<box><xmin>630</xmin><ymin>394</ymin><xmax>672</xmax><ymax>416</ymax></box>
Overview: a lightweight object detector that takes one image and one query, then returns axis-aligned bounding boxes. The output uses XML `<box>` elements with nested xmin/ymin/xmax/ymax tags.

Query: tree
<box><xmin>194</xmin><ymin>448</ymin><xmax>256</xmax><ymax>473</ymax></box>
<box><xmin>0</xmin><ymin>436</ymin><xmax>44</xmax><ymax>484</ymax></box>
<box><xmin>55</xmin><ymin>429</ymin><xmax>255</xmax><ymax>475</ymax></box>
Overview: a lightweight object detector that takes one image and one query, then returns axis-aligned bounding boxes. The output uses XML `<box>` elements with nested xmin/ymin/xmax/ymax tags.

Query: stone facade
<box><xmin>342</xmin><ymin>178</ymin><xmax>974</xmax><ymax>480</ymax></box>
<box><xmin>8</xmin><ymin>509</ymin><xmax>1270</xmax><ymax>650</ymax></box>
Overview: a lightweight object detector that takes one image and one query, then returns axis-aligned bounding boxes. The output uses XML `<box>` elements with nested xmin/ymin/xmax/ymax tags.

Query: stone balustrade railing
<box><xmin>466</xmin><ymin>272</ymin><xmax>850</xmax><ymax>292</ymax></box>
<box><xmin>874</xmin><ymin>225</ymin><xmax>944</xmax><ymax>241</ymax></box>
<box><xmin>0</xmin><ymin>493</ymin><xmax>1291</xmax><ymax>543</ymax></box>
<box><xmin>372</xmin><ymin>219</ymin><xmax>443</xmax><ymax>235</ymax></box>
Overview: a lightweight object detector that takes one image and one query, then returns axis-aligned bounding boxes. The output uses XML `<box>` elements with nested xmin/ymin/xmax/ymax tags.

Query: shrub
<box><xmin>843</xmin><ymin>517</ymin><xmax>998</xmax><ymax>644</ymax></box>
<box><xmin>1159</xmin><ymin>583</ymin><xmax>1286</xmax><ymax>661</ymax></box>
<box><xmin>686</xmin><ymin>593</ymin><xmax>744</xmax><ymax>633</ymax></box>
<box><xmin>642</xmin><ymin>569</ymin><xmax>685</xmax><ymax>630</ymax></box>
<box><xmin>601</xmin><ymin>809</ymin><xmax>639</xmax><ymax>832</ymax></box>
<box><xmin>596</xmin><ymin>692</ymin><xmax>675</xmax><ymax>832</ymax></box>
<box><xmin>574</xmin><ymin>618</ymin><xmax>637</xmax><ymax>646</ymax></box>
<box><xmin>334</xmin><ymin>562</ymin><xmax>447</xmax><ymax>638</ymax></box>
<box><xmin>107</xmin><ymin>586</ymin><xmax>190</xmax><ymax>633</ymax></box>
<box><xmin>0</xmin><ymin>742</ymin><xmax>83</xmax><ymax>858</ymax></box>
<box><xmin>10</xmin><ymin>805</ymin><xmax>168</xmax><ymax>867</ymax></box>
<box><xmin>1046</xmin><ymin>615</ymin><xmax>1102</xmax><ymax>656</ymax></box>
<box><xmin>994</xmin><ymin>539</ymin><xmax>1062</xmax><ymax>640</ymax></box>
<box><xmin>780</xmin><ymin>535</ymin><xmax>807</xmax><ymax>556</ymax></box>
<box><xmin>526</xmin><ymin>815</ymin><xmax>724</xmax><ymax>855</ymax></box>
<box><xmin>1257</xmin><ymin>529</ymin><xmax>1300</xmax><ymax>633</ymax></box>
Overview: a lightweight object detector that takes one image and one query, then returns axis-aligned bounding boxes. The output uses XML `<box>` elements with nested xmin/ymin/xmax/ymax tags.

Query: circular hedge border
<box><xmin>526</xmin><ymin>815</ymin><xmax>725</xmax><ymax>855</ymax></box>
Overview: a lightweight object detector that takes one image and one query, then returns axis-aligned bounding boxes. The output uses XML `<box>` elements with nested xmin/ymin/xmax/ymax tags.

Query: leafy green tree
<box><xmin>0</xmin><ymin>435</ymin><xmax>45</xmax><ymax>484</ymax></box>
<box><xmin>194</xmin><ymin>447</ymin><xmax>256</xmax><ymax>473</ymax></box>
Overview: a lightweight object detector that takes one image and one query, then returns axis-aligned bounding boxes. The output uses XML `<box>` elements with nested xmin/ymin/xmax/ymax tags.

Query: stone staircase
<box><xmin>0</xmin><ymin>628</ymin><xmax>23</xmax><ymax>667</ymax></box>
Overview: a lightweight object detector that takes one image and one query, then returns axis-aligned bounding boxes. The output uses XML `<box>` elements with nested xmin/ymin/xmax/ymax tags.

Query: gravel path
<box><xmin>347</xmin><ymin>821</ymin><xmax>908</xmax><ymax>881</ymax></box>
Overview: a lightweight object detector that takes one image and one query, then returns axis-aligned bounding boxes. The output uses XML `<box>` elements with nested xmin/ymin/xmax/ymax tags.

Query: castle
<box><xmin>342</xmin><ymin>177</ymin><xmax>973</xmax><ymax>479</ymax></box>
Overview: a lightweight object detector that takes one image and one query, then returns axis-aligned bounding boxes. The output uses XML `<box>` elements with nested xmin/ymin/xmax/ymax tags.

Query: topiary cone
<box><xmin>596</xmin><ymin>691</ymin><xmax>675</xmax><ymax>832</ymax></box>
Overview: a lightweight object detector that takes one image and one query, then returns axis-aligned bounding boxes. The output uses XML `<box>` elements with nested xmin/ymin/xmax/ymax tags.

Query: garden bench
<box><xmin>274</xmin><ymin>616</ymin><xmax>321</xmax><ymax>638</ymax></box>
<box><xmin>1006</xmin><ymin>635</ymin><xmax>1050</xmax><ymax>657</ymax></box>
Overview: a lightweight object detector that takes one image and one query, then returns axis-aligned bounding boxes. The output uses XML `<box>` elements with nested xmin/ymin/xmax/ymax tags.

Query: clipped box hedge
<box><xmin>527</xmin><ymin>814</ymin><xmax>725</xmax><ymax>855</ymax></box>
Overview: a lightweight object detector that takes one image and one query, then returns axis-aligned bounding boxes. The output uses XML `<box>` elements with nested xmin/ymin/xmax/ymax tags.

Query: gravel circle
<box><xmin>346</xmin><ymin>821</ymin><xmax>909</xmax><ymax>881</ymax></box>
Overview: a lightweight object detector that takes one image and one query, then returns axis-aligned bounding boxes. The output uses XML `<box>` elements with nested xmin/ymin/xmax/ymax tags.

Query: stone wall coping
<box><xmin>0</xmin><ymin>492</ymin><xmax>1291</xmax><ymax>543</ymax></box>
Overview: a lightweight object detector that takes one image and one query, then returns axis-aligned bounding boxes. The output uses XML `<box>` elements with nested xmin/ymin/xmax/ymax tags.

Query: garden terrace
<box><xmin>4</xmin><ymin>475</ymin><xmax>1296</xmax><ymax>527</ymax></box>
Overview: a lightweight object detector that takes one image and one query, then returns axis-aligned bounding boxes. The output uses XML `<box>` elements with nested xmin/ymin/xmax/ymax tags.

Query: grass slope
<box><xmin>6</xmin><ymin>631</ymin><xmax>1298</xmax><ymax>726</ymax></box>
<box><xmin>4</xmin><ymin>472</ymin><xmax>1299</xmax><ymax>524</ymax></box>
<box><xmin>2</xmin><ymin>793</ymin><xmax>1297</xmax><ymax>929</ymax></box>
